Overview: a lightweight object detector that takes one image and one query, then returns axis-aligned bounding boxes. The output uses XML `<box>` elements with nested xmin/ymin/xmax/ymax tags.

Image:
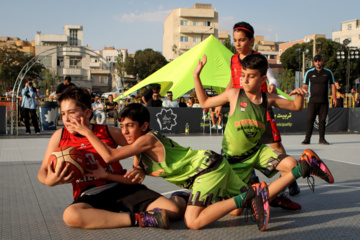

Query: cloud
<box><xmin>114</xmin><ymin>9</ymin><xmax>171</xmax><ymax>23</ymax></box>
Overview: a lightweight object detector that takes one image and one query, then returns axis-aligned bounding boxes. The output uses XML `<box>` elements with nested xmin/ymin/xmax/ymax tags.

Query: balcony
<box><xmin>180</xmin><ymin>26</ymin><xmax>215</xmax><ymax>35</ymax></box>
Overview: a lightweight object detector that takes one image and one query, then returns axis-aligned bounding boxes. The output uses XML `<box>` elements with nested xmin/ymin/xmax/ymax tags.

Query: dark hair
<box><xmin>65</xmin><ymin>76</ymin><xmax>72</xmax><ymax>82</ymax></box>
<box><xmin>119</xmin><ymin>103</ymin><xmax>150</xmax><ymax>130</ymax></box>
<box><xmin>233</xmin><ymin>22</ymin><xmax>254</xmax><ymax>39</ymax></box>
<box><xmin>57</xmin><ymin>85</ymin><xmax>92</xmax><ymax>111</ymax></box>
<box><xmin>241</xmin><ymin>54</ymin><xmax>268</xmax><ymax>76</ymax></box>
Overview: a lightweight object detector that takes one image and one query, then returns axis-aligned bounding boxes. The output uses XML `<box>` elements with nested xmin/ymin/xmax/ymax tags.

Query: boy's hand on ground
<box><xmin>85</xmin><ymin>160</ymin><xmax>108</xmax><ymax>180</ymax></box>
<box><xmin>124</xmin><ymin>167</ymin><xmax>145</xmax><ymax>184</ymax></box>
<box><xmin>193</xmin><ymin>55</ymin><xmax>207</xmax><ymax>77</ymax></box>
<box><xmin>289</xmin><ymin>88</ymin><xmax>308</xmax><ymax>96</ymax></box>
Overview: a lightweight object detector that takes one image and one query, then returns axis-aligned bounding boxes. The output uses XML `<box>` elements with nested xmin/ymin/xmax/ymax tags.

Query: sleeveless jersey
<box><xmin>60</xmin><ymin>124</ymin><xmax>126</xmax><ymax>200</ymax></box>
<box><xmin>137</xmin><ymin>131</ymin><xmax>219</xmax><ymax>189</ymax></box>
<box><xmin>222</xmin><ymin>89</ymin><xmax>268</xmax><ymax>158</ymax></box>
<box><xmin>231</xmin><ymin>52</ymin><xmax>268</xmax><ymax>92</ymax></box>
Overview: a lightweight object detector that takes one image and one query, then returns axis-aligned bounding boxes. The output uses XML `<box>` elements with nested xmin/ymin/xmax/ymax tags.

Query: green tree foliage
<box><xmin>116</xmin><ymin>51</ymin><xmax>126</xmax><ymax>87</ymax></box>
<box><xmin>40</xmin><ymin>69</ymin><xmax>57</xmax><ymax>92</ymax></box>
<box><xmin>124</xmin><ymin>48</ymin><xmax>168</xmax><ymax>80</ymax></box>
<box><xmin>280</xmin><ymin>38</ymin><xmax>360</xmax><ymax>89</ymax></box>
<box><xmin>0</xmin><ymin>46</ymin><xmax>44</xmax><ymax>93</ymax></box>
<box><xmin>222</xmin><ymin>38</ymin><xmax>237</xmax><ymax>54</ymax></box>
<box><xmin>278</xmin><ymin>69</ymin><xmax>295</xmax><ymax>92</ymax></box>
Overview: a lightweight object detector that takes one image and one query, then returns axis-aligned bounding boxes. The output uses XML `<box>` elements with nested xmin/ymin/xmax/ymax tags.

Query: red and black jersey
<box><xmin>230</xmin><ymin>52</ymin><xmax>268</xmax><ymax>92</ymax></box>
<box><xmin>60</xmin><ymin>124</ymin><xmax>126</xmax><ymax>200</ymax></box>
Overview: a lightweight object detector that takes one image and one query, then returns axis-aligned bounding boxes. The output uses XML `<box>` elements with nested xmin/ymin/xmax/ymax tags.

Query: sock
<box><xmin>291</xmin><ymin>165</ymin><xmax>302</xmax><ymax>179</ymax></box>
<box><xmin>233</xmin><ymin>187</ymin><xmax>255</xmax><ymax>209</ymax></box>
<box><xmin>131</xmin><ymin>213</ymin><xmax>141</xmax><ymax>226</ymax></box>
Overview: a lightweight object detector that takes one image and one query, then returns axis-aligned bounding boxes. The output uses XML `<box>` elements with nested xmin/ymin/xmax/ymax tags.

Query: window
<box><xmin>106</xmin><ymin>56</ymin><xmax>112</xmax><ymax>61</ymax></box>
<box><xmin>180</xmin><ymin>36</ymin><xmax>189</xmax><ymax>42</ymax></box>
<box><xmin>69</xmin><ymin>57</ymin><xmax>82</xmax><ymax>68</ymax></box>
<box><xmin>101</xmin><ymin>76</ymin><xmax>108</xmax><ymax>84</ymax></box>
<box><xmin>69</xmin><ymin>29</ymin><xmax>78</xmax><ymax>46</ymax></box>
<box><xmin>193</xmin><ymin>21</ymin><xmax>199</xmax><ymax>26</ymax></box>
<box><xmin>193</xmin><ymin>37</ymin><xmax>200</xmax><ymax>43</ymax></box>
<box><xmin>348</xmin><ymin>24</ymin><xmax>352</xmax><ymax>30</ymax></box>
<box><xmin>204</xmin><ymin>21</ymin><xmax>211</xmax><ymax>26</ymax></box>
<box><xmin>57</xmin><ymin>57</ymin><xmax>64</xmax><ymax>67</ymax></box>
<box><xmin>180</xmin><ymin>20</ymin><xmax>188</xmax><ymax>26</ymax></box>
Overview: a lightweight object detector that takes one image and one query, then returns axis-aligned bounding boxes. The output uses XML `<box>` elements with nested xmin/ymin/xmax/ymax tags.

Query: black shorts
<box><xmin>72</xmin><ymin>183</ymin><xmax>162</xmax><ymax>213</ymax></box>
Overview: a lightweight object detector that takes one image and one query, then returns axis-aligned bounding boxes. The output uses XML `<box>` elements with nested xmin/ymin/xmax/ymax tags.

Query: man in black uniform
<box><xmin>56</xmin><ymin>76</ymin><xmax>75</xmax><ymax>98</ymax></box>
<box><xmin>301</xmin><ymin>55</ymin><xmax>337</xmax><ymax>145</ymax></box>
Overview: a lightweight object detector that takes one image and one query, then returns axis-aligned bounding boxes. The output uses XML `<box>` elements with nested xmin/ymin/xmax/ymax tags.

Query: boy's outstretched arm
<box><xmin>68</xmin><ymin>117</ymin><xmax>155</xmax><ymax>164</ymax></box>
<box><xmin>193</xmin><ymin>55</ymin><xmax>232</xmax><ymax>109</ymax></box>
<box><xmin>268</xmin><ymin>88</ymin><xmax>308</xmax><ymax>111</ymax></box>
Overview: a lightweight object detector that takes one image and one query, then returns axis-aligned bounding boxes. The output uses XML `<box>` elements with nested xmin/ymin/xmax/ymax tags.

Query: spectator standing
<box><xmin>179</xmin><ymin>97</ymin><xmax>188</xmax><ymax>107</ymax></box>
<box><xmin>351</xmin><ymin>88</ymin><xmax>360</xmax><ymax>107</ymax></box>
<box><xmin>334</xmin><ymin>81</ymin><xmax>345</xmax><ymax>108</ymax></box>
<box><xmin>302</xmin><ymin>55</ymin><xmax>337</xmax><ymax>145</ymax></box>
<box><xmin>92</xmin><ymin>96</ymin><xmax>106</xmax><ymax>124</ymax></box>
<box><xmin>147</xmin><ymin>92</ymin><xmax>162</xmax><ymax>107</ymax></box>
<box><xmin>162</xmin><ymin>91</ymin><xmax>179</xmax><ymax>108</ymax></box>
<box><xmin>21</xmin><ymin>80</ymin><xmax>40</xmax><ymax>135</ymax></box>
<box><xmin>56</xmin><ymin>76</ymin><xmax>75</xmax><ymax>98</ymax></box>
<box><xmin>105</xmin><ymin>95</ymin><xmax>119</xmax><ymax>127</ymax></box>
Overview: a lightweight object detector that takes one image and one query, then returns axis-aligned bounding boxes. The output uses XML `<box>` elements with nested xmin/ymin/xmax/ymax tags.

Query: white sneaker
<box><xmin>211</xmin><ymin>125</ymin><xmax>217</xmax><ymax>129</ymax></box>
<box><xmin>217</xmin><ymin>125</ymin><xmax>223</xmax><ymax>130</ymax></box>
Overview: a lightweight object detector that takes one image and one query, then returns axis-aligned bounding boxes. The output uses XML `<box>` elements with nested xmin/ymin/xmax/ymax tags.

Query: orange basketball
<box><xmin>48</xmin><ymin>146</ymin><xmax>86</xmax><ymax>181</ymax></box>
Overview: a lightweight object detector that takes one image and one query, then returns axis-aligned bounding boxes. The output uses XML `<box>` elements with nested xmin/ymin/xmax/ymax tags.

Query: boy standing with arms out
<box><xmin>193</xmin><ymin>54</ymin><xmax>334</xmax><ymax>215</ymax></box>
<box><xmin>69</xmin><ymin>103</ymin><xmax>271</xmax><ymax>231</ymax></box>
<box><xmin>38</xmin><ymin>86</ymin><xmax>183</xmax><ymax>229</ymax></box>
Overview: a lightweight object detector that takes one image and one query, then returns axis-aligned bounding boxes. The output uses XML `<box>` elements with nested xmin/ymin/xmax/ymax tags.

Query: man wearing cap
<box><xmin>302</xmin><ymin>55</ymin><xmax>337</xmax><ymax>145</ymax></box>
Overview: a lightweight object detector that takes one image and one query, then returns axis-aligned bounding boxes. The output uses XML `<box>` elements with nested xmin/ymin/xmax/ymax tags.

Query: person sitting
<box><xmin>92</xmin><ymin>96</ymin><xmax>106</xmax><ymax>124</ymax></box>
<box><xmin>179</xmin><ymin>97</ymin><xmax>188</xmax><ymax>107</ymax></box>
<box><xmin>105</xmin><ymin>95</ymin><xmax>119</xmax><ymax>127</ymax></box>
<box><xmin>209</xmin><ymin>107</ymin><xmax>223</xmax><ymax>130</ymax></box>
<box><xmin>162</xmin><ymin>91</ymin><xmax>179</xmax><ymax>108</ymax></box>
<box><xmin>147</xmin><ymin>92</ymin><xmax>162</xmax><ymax>107</ymax></box>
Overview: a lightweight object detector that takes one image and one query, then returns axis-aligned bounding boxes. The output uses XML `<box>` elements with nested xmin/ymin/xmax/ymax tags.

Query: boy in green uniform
<box><xmin>68</xmin><ymin>103</ymin><xmax>270</xmax><ymax>231</ymax></box>
<box><xmin>193</xmin><ymin>54</ymin><xmax>334</xmax><ymax>216</ymax></box>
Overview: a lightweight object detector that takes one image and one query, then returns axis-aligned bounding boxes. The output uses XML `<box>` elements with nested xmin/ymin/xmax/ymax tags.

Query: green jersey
<box><xmin>138</xmin><ymin>130</ymin><xmax>220</xmax><ymax>189</ymax></box>
<box><xmin>222</xmin><ymin>89</ymin><xmax>268</xmax><ymax>158</ymax></box>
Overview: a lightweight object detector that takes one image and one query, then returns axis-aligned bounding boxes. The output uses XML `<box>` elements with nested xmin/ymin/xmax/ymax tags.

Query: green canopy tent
<box><xmin>115</xmin><ymin>35</ymin><xmax>233</xmax><ymax>101</ymax></box>
<box><xmin>115</xmin><ymin>35</ymin><xmax>291</xmax><ymax>101</ymax></box>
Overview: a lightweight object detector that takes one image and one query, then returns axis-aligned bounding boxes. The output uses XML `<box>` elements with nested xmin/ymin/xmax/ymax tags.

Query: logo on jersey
<box><xmin>80</xmin><ymin>143</ymin><xmax>86</xmax><ymax>149</ymax></box>
<box><xmin>240</xmin><ymin>102</ymin><xmax>247</xmax><ymax>108</ymax></box>
<box><xmin>155</xmin><ymin>108</ymin><xmax>177</xmax><ymax>131</ymax></box>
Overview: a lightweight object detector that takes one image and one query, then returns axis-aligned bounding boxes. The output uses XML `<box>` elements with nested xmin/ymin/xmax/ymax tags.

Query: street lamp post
<box><xmin>201</xmin><ymin>27</ymin><xmax>213</xmax><ymax>41</ymax></box>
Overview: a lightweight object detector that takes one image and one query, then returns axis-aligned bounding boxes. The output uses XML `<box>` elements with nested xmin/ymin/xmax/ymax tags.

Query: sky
<box><xmin>1</xmin><ymin>0</ymin><xmax>360</xmax><ymax>54</ymax></box>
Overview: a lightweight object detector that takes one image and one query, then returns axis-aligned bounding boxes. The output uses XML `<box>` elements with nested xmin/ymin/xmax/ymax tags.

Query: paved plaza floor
<box><xmin>1</xmin><ymin>133</ymin><xmax>360</xmax><ymax>239</ymax></box>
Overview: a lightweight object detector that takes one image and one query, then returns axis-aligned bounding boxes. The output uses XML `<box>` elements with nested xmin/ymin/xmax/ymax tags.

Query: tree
<box><xmin>116</xmin><ymin>51</ymin><xmax>126</xmax><ymax>88</ymax></box>
<box><xmin>40</xmin><ymin>69</ymin><xmax>57</xmax><ymax>92</ymax></box>
<box><xmin>278</xmin><ymin>69</ymin><xmax>295</xmax><ymax>92</ymax></box>
<box><xmin>124</xmin><ymin>48</ymin><xmax>168</xmax><ymax>80</ymax></box>
<box><xmin>222</xmin><ymin>38</ymin><xmax>237</xmax><ymax>54</ymax></box>
<box><xmin>0</xmin><ymin>46</ymin><xmax>44</xmax><ymax>92</ymax></box>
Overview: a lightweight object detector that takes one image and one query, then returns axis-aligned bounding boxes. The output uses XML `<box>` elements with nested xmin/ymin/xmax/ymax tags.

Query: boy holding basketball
<box><xmin>193</xmin><ymin>54</ymin><xmax>334</xmax><ymax>215</ymax></box>
<box><xmin>38</xmin><ymin>86</ymin><xmax>183</xmax><ymax>229</ymax></box>
<box><xmin>68</xmin><ymin>103</ymin><xmax>271</xmax><ymax>231</ymax></box>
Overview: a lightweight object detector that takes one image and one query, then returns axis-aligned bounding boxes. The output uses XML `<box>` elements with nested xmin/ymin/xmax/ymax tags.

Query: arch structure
<box><xmin>10</xmin><ymin>46</ymin><xmax>111</xmax><ymax>135</ymax></box>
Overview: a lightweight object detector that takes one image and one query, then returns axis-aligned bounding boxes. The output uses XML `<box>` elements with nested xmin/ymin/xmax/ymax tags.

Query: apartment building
<box><xmin>0</xmin><ymin>36</ymin><xmax>35</xmax><ymax>55</ymax></box>
<box><xmin>332</xmin><ymin>19</ymin><xmax>360</xmax><ymax>48</ymax></box>
<box><xmin>254</xmin><ymin>36</ymin><xmax>280</xmax><ymax>64</ymax></box>
<box><xmin>163</xmin><ymin>3</ymin><xmax>219</xmax><ymax>61</ymax></box>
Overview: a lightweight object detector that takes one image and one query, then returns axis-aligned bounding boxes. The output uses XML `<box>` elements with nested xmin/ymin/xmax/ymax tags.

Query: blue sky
<box><xmin>1</xmin><ymin>0</ymin><xmax>359</xmax><ymax>53</ymax></box>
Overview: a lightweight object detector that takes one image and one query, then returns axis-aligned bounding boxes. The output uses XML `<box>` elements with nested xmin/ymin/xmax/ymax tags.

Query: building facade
<box><xmin>332</xmin><ymin>19</ymin><xmax>360</xmax><ymax>48</ymax></box>
<box><xmin>163</xmin><ymin>3</ymin><xmax>219</xmax><ymax>61</ymax></box>
<box><xmin>0</xmin><ymin>36</ymin><xmax>35</xmax><ymax>55</ymax></box>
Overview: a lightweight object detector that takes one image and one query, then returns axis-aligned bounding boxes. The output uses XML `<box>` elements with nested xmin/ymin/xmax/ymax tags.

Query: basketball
<box><xmin>48</xmin><ymin>146</ymin><xmax>86</xmax><ymax>181</ymax></box>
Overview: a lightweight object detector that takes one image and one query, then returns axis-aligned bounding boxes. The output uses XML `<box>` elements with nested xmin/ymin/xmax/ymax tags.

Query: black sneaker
<box><xmin>138</xmin><ymin>208</ymin><xmax>170</xmax><ymax>229</ymax></box>
<box><xmin>319</xmin><ymin>139</ymin><xmax>330</xmax><ymax>145</ymax></box>
<box><xmin>288</xmin><ymin>181</ymin><xmax>300</xmax><ymax>196</ymax></box>
<box><xmin>301</xmin><ymin>139</ymin><xmax>310</xmax><ymax>145</ymax></box>
<box><xmin>249</xmin><ymin>181</ymin><xmax>270</xmax><ymax>232</ymax></box>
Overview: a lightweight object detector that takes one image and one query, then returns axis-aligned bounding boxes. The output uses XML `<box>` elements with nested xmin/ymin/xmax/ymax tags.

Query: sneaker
<box><xmin>25</xmin><ymin>132</ymin><xmax>30</xmax><ymax>135</ymax></box>
<box><xmin>171</xmin><ymin>191</ymin><xmax>191</xmax><ymax>203</ymax></box>
<box><xmin>319</xmin><ymin>139</ymin><xmax>330</xmax><ymax>145</ymax></box>
<box><xmin>217</xmin><ymin>125</ymin><xmax>223</xmax><ymax>130</ymax></box>
<box><xmin>250</xmin><ymin>181</ymin><xmax>270</xmax><ymax>232</ymax></box>
<box><xmin>211</xmin><ymin>125</ymin><xmax>217</xmax><ymax>130</ymax></box>
<box><xmin>288</xmin><ymin>181</ymin><xmax>300</xmax><ymax>196</ymax></box>
<box><xmin>137</xmin><ymin>208</ymin><xmax>170</xmax><ymax>229</ymax></box>
<box><xmin>270</xmin><ymin>193</ymin><xmax>302</xmax><ymax>211</ymax></box>
<box><xmin>300</xmin><ymin>149</ymin><xmax>334</xmax><ymax>191</ymax></box>
<box><xmin>301</xmin><ymin>139</ymin><xmax>310</xmax><ymax>145</ymax></box>
<box><xmin>36</xmin><ymin>132</ymin><xmax>40</xmax><ymax>135</ymax></box>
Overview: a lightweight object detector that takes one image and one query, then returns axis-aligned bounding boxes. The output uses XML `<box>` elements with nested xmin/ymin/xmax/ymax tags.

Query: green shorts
<box><xmin>228</xmin><ymin>144</ymin><xmax>288</xmax><ymax>184</ymax></box>
<box><xmin>188</xmin><ymin>151</ymin><xmax>247</xmax><ymax>207</ymax></box>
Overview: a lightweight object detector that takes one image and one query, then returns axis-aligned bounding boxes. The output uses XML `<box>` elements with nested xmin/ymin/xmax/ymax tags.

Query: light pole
<box><xmin>201</xmin><ymin>27</ymin><xmax>213</xmax><ymax>41</ymax></box>
<box><xmin>296</xmin><ymin>48</ymin><xmax>309</xmax><ymax>87</ymax></box>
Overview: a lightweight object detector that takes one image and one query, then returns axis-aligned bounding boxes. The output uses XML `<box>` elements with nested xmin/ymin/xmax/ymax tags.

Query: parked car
<box><xmin>101</xmin><ymin>88</ymin><xmax>124</xmax><ymax>99</ymax></box>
